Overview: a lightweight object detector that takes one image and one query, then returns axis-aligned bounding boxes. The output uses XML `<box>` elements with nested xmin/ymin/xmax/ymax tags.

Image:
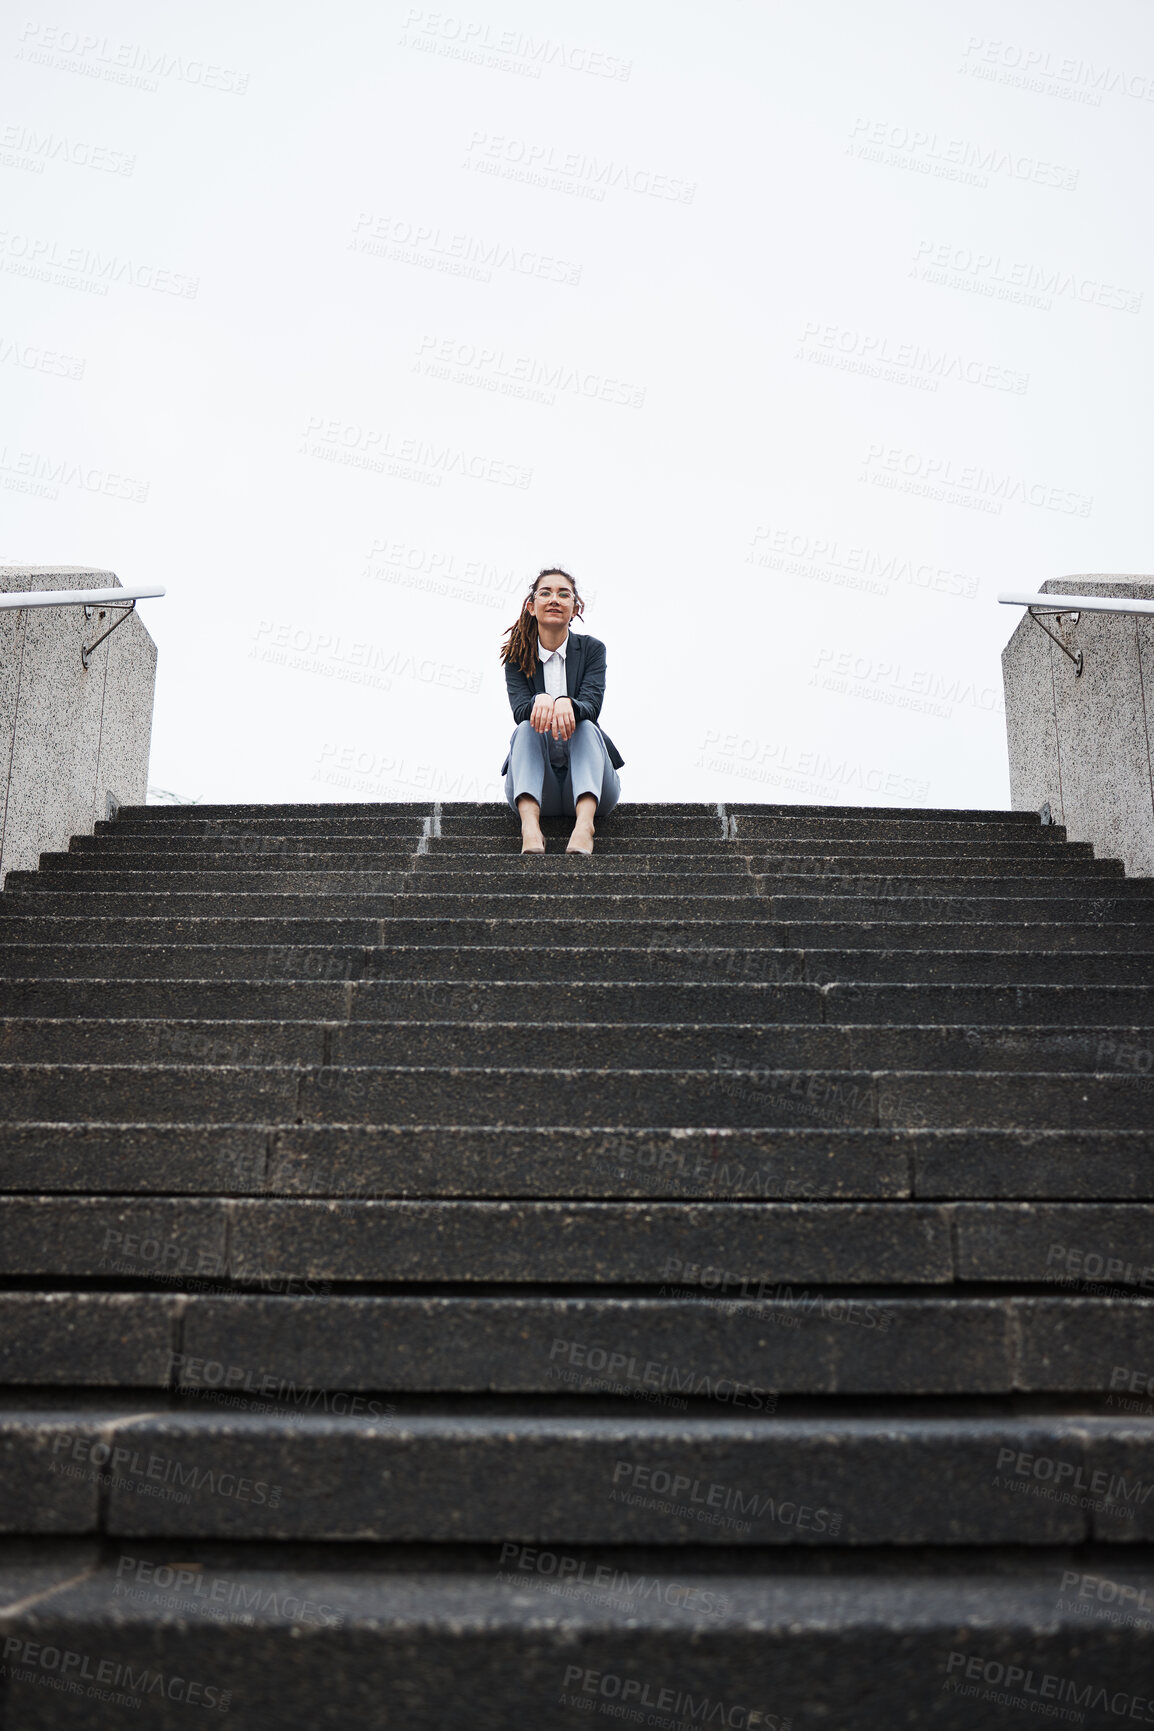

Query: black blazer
<box><xmin>501</xmin><ymin>631</ymin><xmax>624</xmax><ymax>773</ymax></box>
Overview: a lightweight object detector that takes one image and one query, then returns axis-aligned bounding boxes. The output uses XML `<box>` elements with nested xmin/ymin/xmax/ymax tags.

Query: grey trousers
<box><xmin>504</xmin><ymin>719</ymin><xmax>621</xmax><ymax>818</ymax></box>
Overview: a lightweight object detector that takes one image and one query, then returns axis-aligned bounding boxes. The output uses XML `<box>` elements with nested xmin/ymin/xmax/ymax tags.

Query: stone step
<box><xmin>1</xmin><ymin>1195</ymin><xmax>1152</xmax><ymax>1282</ymax></box>
<box><xmin>97</xmin><ymin>813</ymin><xmax>1058</xmax><ymax>842</ymax></box>
<box><xmin>67</xmin><ymin>836</ymin><xmax>1105</xmax><ymax>863</ymax></box>
<box><xmin>2</xmin><ymin>1289</ymin><xmax>1153</xmax><ymax>1397</ymax></box>
<box><xmin>0</xmin><ymin>1016</ymin><xmax>1150</xmax><ymax>1075</ymax></box>
<box><xmin>2</xmin><ymin>793</ymin><xmax>1152</xmax><ymax>1724</ymax></box>
<box><xmin>2</xmin><ymin>1059</ymin><xmax>1154</xmax><ymax>1129</ymax></box>
<box><xmin>8</xmin><ymin>1117</ymin><xmax>1154</xmax><ymax>1209</ymax></box>
<box><xmin>3</xmin><ymin>915</ymin><xmax>1152</xmax><ymax>954</ymax></box>
<box><xmin>2</xmin><ymin>943</ymin><xmax>1153</xmax><ymax>985</ymax></box>
<box><xmin>22</xmin><ymin>865</ymin><xmax>1138</xmax><ymax>902</ymax></box>
<box><xmin>110</xmin><ymin>800</ymin><xmax>1041</xmax><ymax>820</ymax></box>
<box><xmin>2</xmin><ymin>977</ymin><xmax>1150</xmax><ymax>1026</ymax></box>
<box><xmin>9</xmin><ymin>891</ymin><xmax>1154</xmax><ymax>932</ymax></box>
<box><xmin>18</xmin><ymin>855</ymin><xmax>1134</xmax><ymax>893</ymax></box>
<box><xmin>0</xmin><ymin>1540</ymin><xmax>1149</xmax><ymax>1731</ymax></box>
<box><xmin>6</xmin><ymin>1122</ymin><xmax>1154</xmax><ymax>1198</ymax></box>
<box><xmin>88</xmin><ymin>835</ymin><xmax>1083</xmax><ymax>866</ymax></box>
<box><xmin>2</xmin><ymin>1393</ymin><xmax>1152</xmax><ymax>1546</ymax></box>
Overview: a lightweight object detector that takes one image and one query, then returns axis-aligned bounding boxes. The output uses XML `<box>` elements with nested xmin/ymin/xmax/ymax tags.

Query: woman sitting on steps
<box><xmin>500</xmin><ymin>568</ymin><xmax>624</xmax><ymax>856</ymax></box>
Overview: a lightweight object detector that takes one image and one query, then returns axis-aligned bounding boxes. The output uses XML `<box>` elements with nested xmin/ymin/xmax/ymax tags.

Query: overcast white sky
<box><xmin>2</xmin><ymin>0</ymin><xmax>1152</xmax><ymax>808</ymax></box>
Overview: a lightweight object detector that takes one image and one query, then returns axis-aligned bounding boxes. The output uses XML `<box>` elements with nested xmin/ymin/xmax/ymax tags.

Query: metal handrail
<box><xmin>0</xmin><ymin>583</ymin><xmax>165</xmax><ymax>610</ymax></box>
<box><xmin>998</xmin><ymin>587</ymin><xmax>1154</xmax><ymax>681</ymax></box>
<box><xmin>998</xmin><ymin>589</ymin><xmax>1154</xmax><ymax>617</ymax></box>
<box><xmin>0</xmin><ymin>582</ymin><xmax>165</xmax><ymax>668</ymax></box>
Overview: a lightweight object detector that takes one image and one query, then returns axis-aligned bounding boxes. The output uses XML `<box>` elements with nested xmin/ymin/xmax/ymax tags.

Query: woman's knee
<box><xmin>512</xmin><ymin>719</ymin><xmax>547</xmax><ymax>753</ymax></box>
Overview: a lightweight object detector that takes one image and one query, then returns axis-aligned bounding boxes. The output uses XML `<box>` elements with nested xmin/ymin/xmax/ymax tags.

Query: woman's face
<box><xmin>526</xmin><ymin>574</ymin><xmax>577</xmax><ymax>629</ymax></box>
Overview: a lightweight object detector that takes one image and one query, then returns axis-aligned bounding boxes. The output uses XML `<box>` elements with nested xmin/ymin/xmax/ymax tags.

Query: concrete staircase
<box><xmin>1</xmin><ymin>800</ymin><xmax>1153</xmax><ymax>1728</ymax></box>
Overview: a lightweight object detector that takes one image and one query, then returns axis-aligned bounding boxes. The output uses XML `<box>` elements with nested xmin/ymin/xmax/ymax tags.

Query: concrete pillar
<box><xmin>1002</xmin><ymin>575</ymin><xmax>1154</xmax><ymax>876</ymax></box>
<box><xmin>0</xmin><ymin>567</ymin><xmax>158</xmax><ymax>885</ymax></box>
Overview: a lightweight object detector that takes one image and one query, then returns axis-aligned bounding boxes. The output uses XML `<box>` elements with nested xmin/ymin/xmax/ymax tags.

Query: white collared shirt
<box><xmin>539</xmin><ymin>633</ymin><xmax>570</xmax><ymax>766</ymax></box>
<box><xmin>539</xmin><ymin>633</ymin><xmax>569</xmax><ymax>698</ymax></box>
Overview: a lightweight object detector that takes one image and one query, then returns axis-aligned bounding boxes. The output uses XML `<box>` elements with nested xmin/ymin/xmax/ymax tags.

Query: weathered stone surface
<box><xmin>3</xmin><ymin>796</ymin><xmax>1154</xmax><ymax>1717</ymax></box>
<box><xmin>0</xmin><ymin>1293</ymin><xmax>177</xmax><ymax>1384</ymax></box>
<box><xmin>1004</xmin><ymin>576</ymin><xmax>1154</xmax><ymax>874</ymax></box>
<box><xmin>0</xmin><ymin>1198</ymin><xmax>228</xmax><ymax>1278</ymax></box>
<box><xmin>954</xmin><ymin>1204</ymin><xmax>1154</xmax><ymax>1283</ymax></box>
<box><xmin>0</xmin><ymin>1123</ymin><xmax>271</xmax><ymax>1193</ymax></box>
<box><xmin>1016</xmin><ymin>1298</ymin><xmax>1154</xmax><ymax>1392</ymax></box>
<box><xmin>0</xmin><ymin>1393</ymin><xmax>154</xmax><ymax>1532</ymax></box>
<box><xmin>175</xmin><ymin>1292</ymin><xmax>1007</xmax><ymax>1396</ymax></box>
<box><xmin>85</xmin><ymin>1407</ymin><xmax>1104</xmax><ymax>1544</ymax></box>
<box><xmin>226</xmin><ymin>1199</ymin><xmax>953</xmax><ymax>1284</ymax></box>
<box><xmin>0</xmin><ymin>1064</ymin><xmax>299</xmax><ymax>1123</ymax></box>
<box><xmin>1</xmin><ymin>1542</ymin><xmax>1151</xmax><ymax>1730</ymax></box>
<box><xmin>0</xmin><ymin>568</ymin><xmax>156</xmax><ymax>886</ymax></box>
<box><xmin>913</xmin><ymin>1128</ymin><xmax>1154</xmax><ymax>1199</ymax></box>
<box><xmin>264</xmin><ymin>1124</ymin><xmax>906</xmax><ymax>1199</ymax></box>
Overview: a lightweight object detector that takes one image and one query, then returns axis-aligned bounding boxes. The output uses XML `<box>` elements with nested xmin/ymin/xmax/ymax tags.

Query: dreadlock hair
<box><xmin>500</xmin><ymin>567</ymin><xmax>585</xmax><ymax>678</ymax></box>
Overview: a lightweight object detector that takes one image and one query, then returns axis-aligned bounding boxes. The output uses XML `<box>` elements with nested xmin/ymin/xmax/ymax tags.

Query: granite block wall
<box><xmin>0</xmin><ymin>568</ymin><xmax>158</xmax><ymax>884</ymax></box>
<box><xmin>1003</xmin><ymin>575</ymin><xmax>1154</xmax><ymax>876</ymax></box>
